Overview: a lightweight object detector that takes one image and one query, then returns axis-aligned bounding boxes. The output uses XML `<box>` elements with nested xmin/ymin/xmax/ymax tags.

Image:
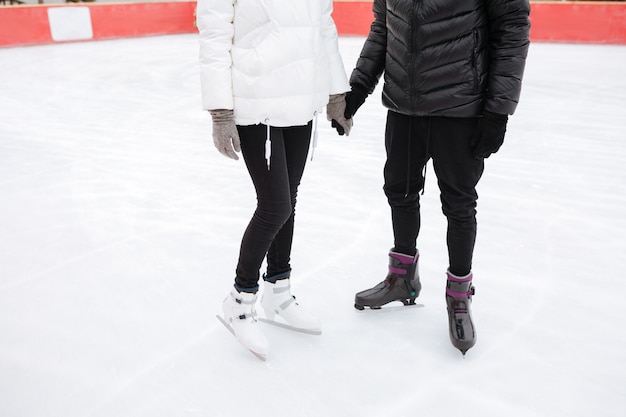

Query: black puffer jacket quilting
<box><xmin>349</xmin><ymin>0</ymin><xmax>531</xmax><ymax>117</ymax></box>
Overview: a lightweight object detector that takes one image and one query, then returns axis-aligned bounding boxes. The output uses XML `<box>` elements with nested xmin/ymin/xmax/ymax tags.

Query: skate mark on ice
<box><xmin>258</xmin><ymin>317</ymin><xmax>322</xmax><ymax>335</ymax></box>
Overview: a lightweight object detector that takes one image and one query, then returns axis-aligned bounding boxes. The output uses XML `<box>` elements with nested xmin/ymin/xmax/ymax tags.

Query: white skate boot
<box><xmin>260</xmin><ymin>278</ymin><xmax>321</xmax><ymax>335</ymax></box>
<box><xmin>220</xmin><ymin>289</ymin><xmax>269</xmax><ymax>360</ymax></box>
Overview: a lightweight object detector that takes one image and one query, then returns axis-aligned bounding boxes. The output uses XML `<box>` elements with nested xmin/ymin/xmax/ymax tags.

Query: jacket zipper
<box><xmin>472</xmin><ymin>29</ymin><xmax>479</xmax><ymax>92</ymax></box>
<box><xmin>409</xmin><ymin>1</ymin><xmax>422</xmax><ymax>110</ymax></box>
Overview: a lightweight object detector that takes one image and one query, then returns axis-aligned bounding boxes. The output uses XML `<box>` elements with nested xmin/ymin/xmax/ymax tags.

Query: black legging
<box><xmin>383</xmin><ymin>111</ymin><xmax>484</xmax><ymax>277</ymax></box>
<box><xmin>234</xmin><ymin>122</ymin><xmax>312</xmax><ymax>290</ymax></box>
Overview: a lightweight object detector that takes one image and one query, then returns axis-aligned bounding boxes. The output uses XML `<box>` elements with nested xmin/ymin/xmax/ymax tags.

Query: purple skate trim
<box><xmin>389</xmin><ymin>266</ymin><xmax>407</xmax><ymax>275</ymax></box>
<box><xmin>446</xmin><ymin>287</ymin><xmax>473</xmax><ymax>298</ymax></box>
<box><xmin>388</xmin><ymin>252</ymin><xmax>418</xmax><ymax>274</ymax></box>
<box><xmin>446</xmin><ymin>271</ymin><xmax>473</xmax><ymax>282</ymax></box>
<box><xmin>390</xmin><ymin>252</ymin><xmax>419</xmax><ymax>264</ymax></box>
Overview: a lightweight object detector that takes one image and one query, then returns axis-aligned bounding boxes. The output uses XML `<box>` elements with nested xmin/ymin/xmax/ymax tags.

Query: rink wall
<box><xmin>0</xmin><ymin>2</ymin><xmax>196</xmax><ymax>47</ymax></box>
<box><xmin>1</xmin><ymin>1</ymin><xmax>626</xmax><ymax>48</ymax></box>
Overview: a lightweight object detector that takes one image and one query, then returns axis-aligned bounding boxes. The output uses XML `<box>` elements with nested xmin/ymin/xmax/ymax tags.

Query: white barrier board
<box><xmin>47</xmin><ymin>7</ymin><xmax>94</xmax><ymax>42</ymax></box>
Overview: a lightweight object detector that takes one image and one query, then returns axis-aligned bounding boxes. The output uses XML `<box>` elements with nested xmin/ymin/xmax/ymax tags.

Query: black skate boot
<box><xmin>446</xmin><ymin>271</ymin><xmax>476</xmax><ymax>355</ymax></box>
<box><xmin>354</xmin><ymin>251</ymin><xmax>421</xmax><ymax>310</ymax></box>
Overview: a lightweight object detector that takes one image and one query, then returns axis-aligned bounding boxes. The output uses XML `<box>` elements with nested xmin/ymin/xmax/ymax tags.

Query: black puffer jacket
<box><xmin>349</xmin><ymin>0</ymin><xmax>531</xmax><ymax>117</ymax></box>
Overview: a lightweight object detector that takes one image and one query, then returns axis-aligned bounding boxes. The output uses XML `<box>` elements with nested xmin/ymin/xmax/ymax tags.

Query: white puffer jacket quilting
<box><xmin>197</xmin><ymin>0</ymin><xmax>350</xmax><ymax>127</ymax></box>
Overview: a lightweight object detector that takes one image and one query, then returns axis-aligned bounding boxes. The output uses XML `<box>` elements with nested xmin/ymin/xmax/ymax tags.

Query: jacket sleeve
<box><xmin>483</xmin><ymin>0</ymin><xmax>531</xmax><ymax>115</ymax></box>
<box><xmin>321</xmin><ymin>0</ymin><xmax>350</xmax><ymax>95</ymax></box>
<box><xmin>197</xmin><ymin>0</ymin><xmax>235</xmax><ymax>111</ymax></box>
<box><xmin>348</xmin><ymin>0</ymin><xmax>387</xmax><ymax>94</ymax></box>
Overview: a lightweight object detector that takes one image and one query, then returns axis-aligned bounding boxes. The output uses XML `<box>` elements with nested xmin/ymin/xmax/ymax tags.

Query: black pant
<box><xmin>234</xmin><ymin>122</ymin><xmax>312</xmax><ymax>290</ymax></box>
<box><xmin>383</xmin><ymin>111</ymin><xmax>484</xmax><ymax>276</ymax></box>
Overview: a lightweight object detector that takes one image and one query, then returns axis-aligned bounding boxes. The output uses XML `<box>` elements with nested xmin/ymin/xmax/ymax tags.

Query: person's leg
<box><xmin>353</xmin><ymin>112</ymin><xmax>427</xmax><ymax>310</ymax></box>
<box><xmin>430</xmin><ymin>117</ymin><xmax>484</xmax><ymax>277</ymax></box>
<box><xmin>430</xmin><ymin>116</ymin><xmax>483</xmax><ymax>355</ymax></box>
<box><xmin>235</xmin><ymin>124</ymin><xmax>292</xmax><ymax>291</ymax></box>
<box><xmin>265</xmin><ymin>122</ymin><xmax>312</xmax><ymax>278</ymax></box>
<box><xmin>383</xmin><ymin>111</ymin><xmax>429</xmax><ymax>257</ymax></box>
<box><xmin>257</xmin><ymin>123</ymin><xmax>320</xmax><ymax>332</ymax></box>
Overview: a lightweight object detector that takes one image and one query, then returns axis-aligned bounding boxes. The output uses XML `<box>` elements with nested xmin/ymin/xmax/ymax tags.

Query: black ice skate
<box><xmin>354</xmin><ymin>251</ymin><xmax>421</xmax><ymax>310</ymax></box>
<box><xmin>446</xmin><ymin>271</ymin><xmax>476</xmax><ymax>356</ymax></box>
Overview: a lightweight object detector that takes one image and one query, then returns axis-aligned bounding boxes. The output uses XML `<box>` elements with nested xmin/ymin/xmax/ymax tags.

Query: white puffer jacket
<box><xmin>197</xmin><ymin>0</ymin><xmax>349</xmax><ymax>127</ymax></box>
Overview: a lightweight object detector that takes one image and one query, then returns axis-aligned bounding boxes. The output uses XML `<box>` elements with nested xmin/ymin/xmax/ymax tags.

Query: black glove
<box><xmin>470</xmin><ymin>111</ymin><xmax>508</xmax><ymax>159</ymax></box>
<box><xmin>331</xmin><ymin>119</ymin><xmax>346</xmax><ymax>136</ymax></box>
<box><xmin>343</xmin><ymin>85</ymin><xmax>368</xmax><ymax>119</ymax></box>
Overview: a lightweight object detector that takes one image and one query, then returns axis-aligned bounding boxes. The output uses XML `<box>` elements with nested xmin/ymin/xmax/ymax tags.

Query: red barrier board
<box><xmin>331</xmin><ymin>1</ymin><xmax>626</xmax><ymax>44</ymax></box>
<box><xmin>89</xmin><ymin>3</ymin><xmax>196</xmax><ymax>39</ymax></box>
<box><xmin>1</xmin><ymin>1</ymin><xmax>625</xmax><ymax>48</ymax></box>
<box><xmin>529</xmin><ymin>2</ymin><xmax>626</xmax><ymax>44</ymax></box>
<box><xmin>0</xmin><ymin>7</ymin><xmax>53</xmax><ymax>46</ymax></box>
<box><xmin>0</xmin><ymin>3</ymin><xmax>197</xmax><ymax>47</ymax></box>
<box><xmin>331</xmin><ymin>1</ymin><xmax>374</xmax><ymax>36</ymax></box>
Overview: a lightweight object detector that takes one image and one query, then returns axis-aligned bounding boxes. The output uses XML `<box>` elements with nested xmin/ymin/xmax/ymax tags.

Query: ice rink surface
<box><xmin>1</xmin><ymin>34</ymin><xmax>625</xmax><ymax>417</ymax></box>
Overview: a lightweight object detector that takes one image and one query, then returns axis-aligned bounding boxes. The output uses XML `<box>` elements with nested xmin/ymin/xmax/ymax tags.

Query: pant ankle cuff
<box><xmin>234</xmin><ymin>283</ymin><xmax>259</xmax><ymax>294</ymax></box>
<box><xmin>447</xmin><ymin>270</ymin><xmax>472</xmax><ymax>282</ymax></box>
<box><xmin>263</xmin><ymin>269</ymin><xmax>291</xmax><ymax>283</ymax></box>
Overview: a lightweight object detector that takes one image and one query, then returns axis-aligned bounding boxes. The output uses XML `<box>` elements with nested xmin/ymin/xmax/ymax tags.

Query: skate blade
<box><xmin>215</xmin><ymin>315</ymin><xmax>267</xmax><ymax>361</ymax></box>
<box><xmin>354</xmin><ymin>302</ymin><xmax>424</xmax><ymax>311</ymax></box>
<box><xmin>258</xmin><ymin>317</ymin><xmax>322</xmax><ymax>335</ymax></box>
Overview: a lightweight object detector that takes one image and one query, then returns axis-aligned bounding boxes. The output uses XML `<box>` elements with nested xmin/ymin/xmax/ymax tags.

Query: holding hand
<box><xmin>470</xmin><ymin>111</ymin><xmax>508</xmax><ymax>159</ymax></box>
<box><xmin>344</xmin><ymin>85</ymin><xmax>368</xmax><ymax>119</ymax></box>
<box><xmin>327</xmin><ymin>93</ymin><xmax>353</xmax><ymax>136</ymax></box>
<box><xmin>210</xmin><ymin>109</ymin><xmax>241</xmax><ymax>160</ymax></box>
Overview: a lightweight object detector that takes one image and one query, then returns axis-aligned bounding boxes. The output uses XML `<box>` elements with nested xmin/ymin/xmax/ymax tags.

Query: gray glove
<box><xmin>210</xmin><ymin>109</ymin><xmax>241</xmax><ymax>160</ymax></box>
<box><xmin>326</xmin><ymin>93</ymin><xmax>352</xmax><ymax>136</ymax></box>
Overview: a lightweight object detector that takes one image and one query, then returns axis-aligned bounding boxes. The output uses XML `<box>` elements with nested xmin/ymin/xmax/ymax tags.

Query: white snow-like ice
<box><xmin>1</xmin><ymin>35</ymin><xmax>625</xmax><ymax>417</ymax></box>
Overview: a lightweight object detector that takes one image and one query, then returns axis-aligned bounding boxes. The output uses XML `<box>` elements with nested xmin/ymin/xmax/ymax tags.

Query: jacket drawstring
<box><xmin>421</xmin><ymin>117</ymin><xmax>432</xmax><ymax>196</ymax></box>
<box><xmin>265</xmin><ymin>112</ymin><xmax>318</xmax><ymax>168</ymax></box>
<box><xmin>405</xmin><ymin>119</ymin><xmax>412</xmax><ymax>197</ymax></box>
<box><xmin>405</xmin><ymin>116</ymin><xmax>431</xmax><ymax>197</ymax></box>
<box><xmin>310</xmin><ymin>111</ymin><xmax>319</xmax><ymax>161</ymax></box>
<box><xmin>264</xmin><ymin>118</ymin><xmax>271</xmax><ymax>170</ymax></box>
